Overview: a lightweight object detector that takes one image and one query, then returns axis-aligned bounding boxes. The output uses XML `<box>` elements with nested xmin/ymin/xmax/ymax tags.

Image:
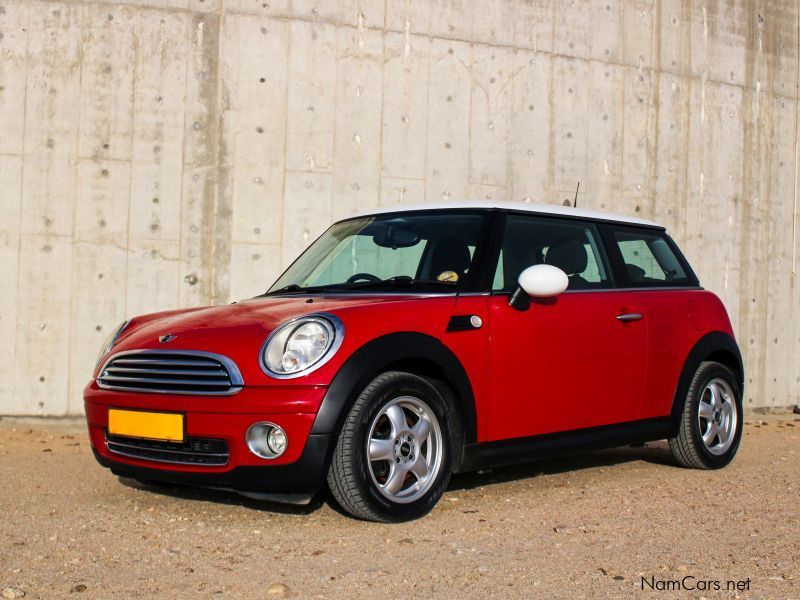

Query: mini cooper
<box><xmin>85</xmin><ymin>202</ymin><xmax>744</xmax><ymax>522</ymax></box>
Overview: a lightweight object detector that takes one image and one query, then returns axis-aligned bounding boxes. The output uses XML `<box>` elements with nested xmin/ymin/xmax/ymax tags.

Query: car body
<box><xmin>84</xmin><ymin>201</ymin><xmax>744</xmax><ymax>521</ymax></box>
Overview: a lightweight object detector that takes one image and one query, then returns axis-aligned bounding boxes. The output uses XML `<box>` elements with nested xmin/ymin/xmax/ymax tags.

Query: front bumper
<box><xmin>84</xmin><ymin>382</ymin><xmax>333</xmax><ymax>497</ymax></box>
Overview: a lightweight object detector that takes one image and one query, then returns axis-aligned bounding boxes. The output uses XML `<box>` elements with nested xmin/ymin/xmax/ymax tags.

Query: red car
<box><xmin>85</xmin><ymin>202</ymin><xmax>744</xmax><ymax>522</ymax></box>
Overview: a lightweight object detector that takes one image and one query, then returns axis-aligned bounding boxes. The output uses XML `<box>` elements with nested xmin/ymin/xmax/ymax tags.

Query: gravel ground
<box><xmin>1</xmin><ymin>412</ymin><xmax>798</xmax><ymax>599</ymax></box>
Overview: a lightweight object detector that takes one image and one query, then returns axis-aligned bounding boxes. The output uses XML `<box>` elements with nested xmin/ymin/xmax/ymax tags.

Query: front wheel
<box><xmin>327</xmin><ymin>371</ymin><xmax>456</xmax><ymax>522</ymax></box>
<box><xmin>668</xmin><ymin>361</ymin><xmax>743</xmax><ymax>469</ymax></box>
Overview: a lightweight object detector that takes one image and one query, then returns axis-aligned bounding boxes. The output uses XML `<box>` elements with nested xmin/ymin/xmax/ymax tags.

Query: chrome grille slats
<box><xmin>97</xmin><ymin>350</ymin><xmax>243</xmax><ymax>395</ymax></box>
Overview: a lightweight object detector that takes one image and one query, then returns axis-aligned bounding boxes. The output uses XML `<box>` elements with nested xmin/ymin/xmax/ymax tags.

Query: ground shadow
<box><xmin>117</xmin><ymin>476</ymin><xmax>327</xmax><ymax>516</ymax></box>
<box><xmin>449</xmin><ymin>441</ymin><xmax>677</xmax><ymax>492</ymax></box>
<box><xmin>116</xmin><ymin>441</ymin><xmax>678</xmax><ymax>516</ymax></box>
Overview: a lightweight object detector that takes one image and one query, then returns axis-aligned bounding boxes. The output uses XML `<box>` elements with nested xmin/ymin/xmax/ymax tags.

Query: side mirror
<box><xmin>508</xmin><ymin>264</ymin><xmax>569</xmax><ymax>310</ymax></box>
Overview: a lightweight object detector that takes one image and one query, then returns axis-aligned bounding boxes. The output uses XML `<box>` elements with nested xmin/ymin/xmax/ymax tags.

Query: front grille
<box><xmin>106</xmin><ymin>434</ymin><xmax>229</xmax><ymax>466</ymax></box>
<box><xmin>98</xmin><ymin>350</ymin><xmax>243</xmax><ymax>395</ymax></box>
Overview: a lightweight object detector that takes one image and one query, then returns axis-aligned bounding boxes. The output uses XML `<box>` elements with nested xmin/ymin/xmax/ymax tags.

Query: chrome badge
<box><xmin>159</xmin><ymin>334</ymin><xmax>177</xmax><ymax>343</ymax></box>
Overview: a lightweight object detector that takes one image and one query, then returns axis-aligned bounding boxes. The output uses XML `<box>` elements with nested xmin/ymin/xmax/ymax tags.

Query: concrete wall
<box><xmin>0</xmin><ymin>0</ymin><xmax>798</xmax><ymax>415</ymax></box>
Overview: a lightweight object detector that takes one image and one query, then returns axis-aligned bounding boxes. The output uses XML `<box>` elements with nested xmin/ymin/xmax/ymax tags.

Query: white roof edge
<box><xmin>348</xmin><ymin>200</ymin><xmax>662</xmax><ymax>228</ymax></box>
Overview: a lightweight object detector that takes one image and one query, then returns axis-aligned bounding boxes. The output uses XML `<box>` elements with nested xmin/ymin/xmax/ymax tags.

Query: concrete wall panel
<box><xmin>1</xmin><ymin>0</ymin><xmax>798</xmax><ymax>414</ymax></box>
<box><xmin>331</xmin><ymin>25</ymin><xmax>383</xmax><ymax>220</ymax></box>
<box><xmin>0</xmin><ymin>1</ymin><xmax>29</xmax><ymax>156</ymax></box>
<box><xmin>381</xmin><ymin>32</ymin><xmax>429</xmax><ymax>180</ymax></box>
<box><xmin>509</xmin><ymin>50</ymin><xmax>551</xmax><ymax>201</ymax></box>
<box><xmin>14</xmin><ymin>235</ymin><xmax>72</xmax><ymax>415</ymax></box>
<box><xmin>425</xmin><ymin>38</ymin><xmax>471</xmax><ymax>201</ymax></box>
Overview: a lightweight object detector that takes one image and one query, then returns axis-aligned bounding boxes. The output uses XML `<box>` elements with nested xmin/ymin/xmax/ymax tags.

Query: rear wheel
<box><xmin>669</xmin><ymin>361</ymin><xmax>743</xmax><ymax>469</ymax></box>
<box><xmin>327</xmin><ymin>371</ymin><xmax>456</xmax><ymax>522</ymax></box>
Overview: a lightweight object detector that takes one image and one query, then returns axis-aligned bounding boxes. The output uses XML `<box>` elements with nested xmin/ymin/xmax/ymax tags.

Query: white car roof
<box><xmin>350</xmin><ymin>200</ymin><xmax>661</xmax><ymax>228</ymax></box>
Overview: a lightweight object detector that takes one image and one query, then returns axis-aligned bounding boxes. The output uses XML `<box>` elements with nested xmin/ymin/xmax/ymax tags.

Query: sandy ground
<box><xmin>0</xmin><ymin>413</ymin><xmax>797</xmax><ymax>600</ymax></box>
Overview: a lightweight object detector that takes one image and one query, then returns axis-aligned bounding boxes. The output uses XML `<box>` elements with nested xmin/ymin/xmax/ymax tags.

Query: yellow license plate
<box><xmin>108</xmin><ymin>409</ymin><xmax>185</xmax><ymax>442</ymax></box>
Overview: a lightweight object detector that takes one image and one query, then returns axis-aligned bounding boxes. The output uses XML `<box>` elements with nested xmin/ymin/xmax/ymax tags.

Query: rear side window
<box><xmin>608</xmin><ymin>227</ymin><xmax>693</xmax><ymax>287</ymax></box>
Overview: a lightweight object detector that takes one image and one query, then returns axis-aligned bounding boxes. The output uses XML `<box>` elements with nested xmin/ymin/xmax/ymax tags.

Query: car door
<box><xmin>487</xmin><ymin>214</ymin><xmax>648</xmax><ymax>441</ymax></box>
<box><xmin>600</xmin><ymin>223</ymin><xmax>701</xmax><ymax>420</ymax></box>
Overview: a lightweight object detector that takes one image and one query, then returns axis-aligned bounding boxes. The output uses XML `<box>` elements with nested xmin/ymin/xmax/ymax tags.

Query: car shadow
<box><xmin>116</xmin><ymin>441</ymin><xmax>678</xmax><ymax>516</ymax></box>
<box><xmin>449</xmin><ymin>441</ymin><xmax>677</xmax><ymax>492</ymax></box>
<box><xmin>117</xmin><ymin>476</ymin><xmax>327</xmax><ymax>516</ymax></box>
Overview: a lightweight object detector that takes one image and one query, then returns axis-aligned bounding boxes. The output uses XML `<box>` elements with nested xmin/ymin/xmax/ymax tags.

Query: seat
<box><xmin>428</xmin><ymin>236</ymin><xmax>471</xmax><ymax>282</ymax></box>
<box><xmin>545</xmin><ymin>238</ymin><xmax>590</xmax><ymax>289</ymax></box>
<box><xmin>626</xmin><ymin>264</ymin><xmax>645</xmax><ymax>283</ymax></box>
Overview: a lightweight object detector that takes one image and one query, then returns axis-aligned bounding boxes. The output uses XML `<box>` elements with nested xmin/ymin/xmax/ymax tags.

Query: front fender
<box><xmin>310</xmin><ymin>332</ymin><xmax>477</xmax><ymax>444</ymax></box>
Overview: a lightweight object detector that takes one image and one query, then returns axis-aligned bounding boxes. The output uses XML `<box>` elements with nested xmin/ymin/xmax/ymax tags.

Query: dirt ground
<box><xmin>1</xmin><ymin>413</ymin><xmax>797</xmax><ymax>600</ymax></box>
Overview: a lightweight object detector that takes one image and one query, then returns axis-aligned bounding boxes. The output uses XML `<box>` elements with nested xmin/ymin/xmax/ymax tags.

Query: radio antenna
<box><xmin>573</xmin><ymin>181</ymin><xmax>580</xmax><ymax>207</ymax></box>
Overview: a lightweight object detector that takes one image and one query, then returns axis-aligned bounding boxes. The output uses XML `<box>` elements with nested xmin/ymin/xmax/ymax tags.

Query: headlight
<box><xmin>261</xmin><ymin>314</ymin><xmax>343</xmax><ymax>378</ymax></box>
<box><xmin>95</xmin><ymin>320</ymin><xmax>129</xmax><ymax>366</ymax></box>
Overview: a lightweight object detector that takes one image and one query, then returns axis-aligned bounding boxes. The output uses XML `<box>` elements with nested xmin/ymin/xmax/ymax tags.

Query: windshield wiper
<box><xmin>345</xmin><ymin>276</ymin><xmax>457</xmax><ymax>291</ymax></box>
<box><xmin>263</xmin><ymin>284</ymin><xmax>330</xmax><ymax>296</ymax></box>
<box><xmin>264</xmin><ymin>277</ymin><xmax>456</xmax><ymax>296</ymax></box>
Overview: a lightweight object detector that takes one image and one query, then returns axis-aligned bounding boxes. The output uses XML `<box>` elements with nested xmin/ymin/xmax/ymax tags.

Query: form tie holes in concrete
<box><xmin>184</xmin><ymin>274</ymin><xmax>198</xmax><ymax>286</ymax></box>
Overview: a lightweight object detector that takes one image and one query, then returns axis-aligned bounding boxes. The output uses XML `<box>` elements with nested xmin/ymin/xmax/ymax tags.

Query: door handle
<box><xmin>616</xmin><ymin>313</ymin><xmax>643</xmax><ymax>322</ymax></box>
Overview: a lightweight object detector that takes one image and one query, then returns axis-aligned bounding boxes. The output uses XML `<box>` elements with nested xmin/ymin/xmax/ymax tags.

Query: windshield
<box><xmin>268</xmin><ymin>211</ymin><xmax>488</xmax><ymax>294</ymax></box>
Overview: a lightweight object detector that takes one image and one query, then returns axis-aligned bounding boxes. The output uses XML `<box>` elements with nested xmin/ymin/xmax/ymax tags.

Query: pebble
<box><xmin>266</xmin><ymin>583</ymin><xmax>289</xmax><ymax>597</ymax></box>
<box><xmin>1</xmin><ymin>588</ymin><xmax>25</xmax><ymax>599</ymax></box>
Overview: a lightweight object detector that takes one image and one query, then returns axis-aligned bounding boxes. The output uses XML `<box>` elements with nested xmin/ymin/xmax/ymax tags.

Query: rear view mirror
<box><xmin>509</xmin><ymin>264</ymin><xmax>568</xmax><ymax>310</ymax></box>
<box><xmin>373</xmin><ymin>223</ymin><xmax>420</xmax><ymax>249</ymax></box>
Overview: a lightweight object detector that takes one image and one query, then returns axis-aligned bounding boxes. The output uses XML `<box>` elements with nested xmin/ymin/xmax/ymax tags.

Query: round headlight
<box><xmin>261</xmin><ymin>315</ymin><xmax>342</xmax><ymax>378</ymax></box>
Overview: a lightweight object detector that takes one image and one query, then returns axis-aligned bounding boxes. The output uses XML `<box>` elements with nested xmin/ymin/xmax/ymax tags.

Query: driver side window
<box><xmin>492</xmin><ymin>215</ymin><xmax>610</xmax><ymax>292</ymax></box>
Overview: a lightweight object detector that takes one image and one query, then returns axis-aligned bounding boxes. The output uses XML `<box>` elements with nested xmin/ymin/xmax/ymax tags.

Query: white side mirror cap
<box><xmin>518</xmin><ymin>264</ymin><xmax>569</xmax><ymax>298</ymax></box>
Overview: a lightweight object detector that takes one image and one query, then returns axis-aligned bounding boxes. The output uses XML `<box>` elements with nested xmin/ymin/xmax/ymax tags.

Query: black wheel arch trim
<box><xmin>669</xmin><ymin>331</ymin><xmax>744</xmax><ymax>431</ymax></box>
<box><xmin>310</xmin><ymin>332</ymin><xmax>478</xmax><ymax>445</ymax></box>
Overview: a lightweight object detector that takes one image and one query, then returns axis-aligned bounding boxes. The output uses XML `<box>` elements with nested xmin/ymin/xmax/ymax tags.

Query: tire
<box><xmin>668</xmin><ymin>361</ymin><xmax>743</xmax><ymax>469</ymax></box>
<box><xmin>327</xmin><ymin>371</ymin><xmax>457</xmax><ymax>522</ymax></box>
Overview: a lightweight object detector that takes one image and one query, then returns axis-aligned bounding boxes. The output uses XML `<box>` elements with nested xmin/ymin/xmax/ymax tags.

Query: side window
<box><xmin>492</xmin><ymin>215</ymin><xmax>611</xmax><ymax>291</ymax></box>
<box><xmin>610</xmin><ymin>228</ymin><xmax>691</xmax><ymax>286</ymax></box>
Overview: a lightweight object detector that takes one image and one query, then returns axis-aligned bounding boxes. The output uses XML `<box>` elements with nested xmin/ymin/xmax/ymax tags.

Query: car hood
<box><xmin>118</xmin><ymin>294</ymin><xmax>431</xmax><ymax>343</ymax></box>
<box><xmin>101</xmin><ymin>294</ymin><xmax>457</xmax><ymax>384</ymax></box>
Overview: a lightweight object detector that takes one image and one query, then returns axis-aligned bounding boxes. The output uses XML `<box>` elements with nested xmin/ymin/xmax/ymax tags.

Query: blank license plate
<box><xmin>108</xmin><ymin>409</ymin><xmax>184</xmax><ymax>442</ymax></box>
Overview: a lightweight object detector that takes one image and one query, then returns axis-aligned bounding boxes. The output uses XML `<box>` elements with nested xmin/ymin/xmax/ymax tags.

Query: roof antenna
<box><xmin>573</xmin><ymin>181</ymin><xmax>580</xmax><ymax>208</ymax></box>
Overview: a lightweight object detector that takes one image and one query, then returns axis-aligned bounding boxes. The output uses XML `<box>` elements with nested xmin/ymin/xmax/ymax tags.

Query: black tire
<box><xmin>668</xmin><ymin>361</ymin><xmax>743</xmax><ymax>469</ymax></box>
<box><xmin>326</xmin><ymin>371</ymin><xmax>457</xmax><ymax>522</ymax></box>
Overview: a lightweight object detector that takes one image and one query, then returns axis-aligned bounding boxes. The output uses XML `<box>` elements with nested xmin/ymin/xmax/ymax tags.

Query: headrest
<box><xmin>545</xmin><ymin>238</ymin><xmax>588</xmax><ymax>276</ymax></box>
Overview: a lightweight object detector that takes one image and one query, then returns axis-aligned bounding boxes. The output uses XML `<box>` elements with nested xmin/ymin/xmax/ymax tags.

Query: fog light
<box><xmin>245</xmin><ymin>422</ymin><xmax>287</xmax><ymax>459</ymax></box>
<box><xmin>267</xmin><ymin>426</ymin><xmax>287</xmax><ymax>455</ymax></box>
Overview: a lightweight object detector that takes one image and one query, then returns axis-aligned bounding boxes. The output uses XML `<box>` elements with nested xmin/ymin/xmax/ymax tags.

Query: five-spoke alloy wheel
<box><xmin>669</xmin><ymin>361</ymin><xmax>743</xmax><ymax>469</ymax></box>
<box><xmin>327</xmin><ymin>371</ymin><xmax>457</xmax><ymax>522</ymax></box>
<box><xmin>366</xmin><ymin>396</ymin><xmax>444</xmax><ymax>504</ymax></box>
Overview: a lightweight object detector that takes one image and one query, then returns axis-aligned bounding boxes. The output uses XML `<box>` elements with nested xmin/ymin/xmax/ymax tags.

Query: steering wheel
<box><xmin>346</xmin><ymin>273</ymin><xmax>381</xmax><ymax>284</ymax></box>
